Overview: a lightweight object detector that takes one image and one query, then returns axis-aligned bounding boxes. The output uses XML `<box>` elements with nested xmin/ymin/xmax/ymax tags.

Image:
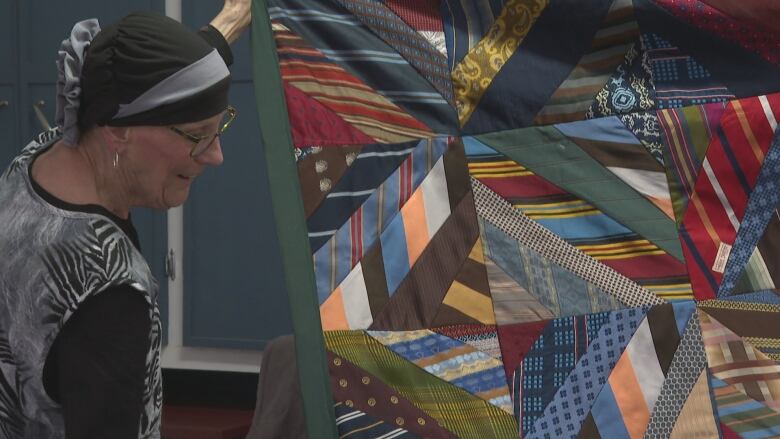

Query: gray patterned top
<box><xmin>0</xmin><ymin>130</ymin><xmax>162</xmax><ymax>439</ymax></box>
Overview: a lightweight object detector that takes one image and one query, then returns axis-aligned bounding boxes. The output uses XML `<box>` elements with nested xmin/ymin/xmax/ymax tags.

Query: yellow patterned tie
<box><xmin>452</xmin><ymin>0</ymin><xmax>548</xmax><ymax>126</ymax></box>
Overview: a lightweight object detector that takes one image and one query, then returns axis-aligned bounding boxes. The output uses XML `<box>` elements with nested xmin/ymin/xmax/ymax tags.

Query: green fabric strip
<box><xmin>475</xmin><ymin>125</ymin><xmax>684</xmax><ymax>261</ymax></box>
<box><xmin>680</xmin><ymin>105</ymin><xmax>712</xmax><ymax>165</ymax></box>
<box><xmin>734</xmin><ymin>248</ymin><xmax>776</xmax><ymax>293</ymax></box>
<box><xmin>324</xmin><ymin>330</ymin><xmax>519</xmax><ymax>439</ymax></box>
<box><xmin>662</xmin><ymin>105</ymin><xmax>713</xmax><ymax>225</ymax></box>
<box><xmin>661</xmin><ymin>139</ymin><xmax>688</xmax><ymax>226</ymax></box>
<box><xmin>251</xmin><ymin>1</ymin><xmax>337</xmax><ymax>437</ymax></box>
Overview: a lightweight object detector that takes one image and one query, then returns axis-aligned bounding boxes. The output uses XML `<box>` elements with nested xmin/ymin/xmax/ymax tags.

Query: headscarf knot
<box><xmin>55</xmin><ymin>18</ymin><xmax>101</xmax><ymax>146</ymax></box>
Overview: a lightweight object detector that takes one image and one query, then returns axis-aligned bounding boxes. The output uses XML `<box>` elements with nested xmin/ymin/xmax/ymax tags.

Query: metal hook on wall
<box><xmin>32</xmin><ymin>100</ymin><xmax>51</xmax><ymax>130</ymax></box>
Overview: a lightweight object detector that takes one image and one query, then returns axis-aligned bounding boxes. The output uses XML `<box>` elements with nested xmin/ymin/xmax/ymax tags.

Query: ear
<box><xmin>100</xmin><ymin>125</ymin><xmax>132</xmax><ymax>154</ymax></box>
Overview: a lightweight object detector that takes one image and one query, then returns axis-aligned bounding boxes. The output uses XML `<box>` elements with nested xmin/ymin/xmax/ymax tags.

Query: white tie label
<box><xmin>712</xmin><ymin>242</ymin><xmax>732</xmax><ymax>274</ymax></box>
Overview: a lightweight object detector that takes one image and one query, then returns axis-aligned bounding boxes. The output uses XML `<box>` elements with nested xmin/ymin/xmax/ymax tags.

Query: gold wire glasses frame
<box><xmin>169</xmin><ymin>105</ymin><xmax>237</xmax><ymax>157</ymax></box>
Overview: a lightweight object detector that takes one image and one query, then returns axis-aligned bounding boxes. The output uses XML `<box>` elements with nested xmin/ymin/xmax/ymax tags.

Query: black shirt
<box><xmin>42</xmin><ymin>286</ymin><xmax>151</xmax><ymax>439</ymax></box>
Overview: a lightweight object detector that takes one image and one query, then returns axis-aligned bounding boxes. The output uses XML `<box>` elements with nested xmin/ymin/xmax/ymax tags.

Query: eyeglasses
<box><xmin>169</xmin><ymin>105</ymin><xmax>236</xmax><ymax>157</ymax></box>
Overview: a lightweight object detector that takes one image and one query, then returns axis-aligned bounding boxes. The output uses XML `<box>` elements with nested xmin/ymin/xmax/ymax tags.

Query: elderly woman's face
<box><xmin>124</xmin><ymin>112</ymin><xmax>225</xmax><ymax>209</ymax></box>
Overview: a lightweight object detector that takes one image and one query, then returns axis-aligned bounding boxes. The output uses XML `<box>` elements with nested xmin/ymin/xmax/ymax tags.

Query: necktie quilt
<box><xmin>263</xmin><ymin>0</ymin><xmax>780</xmax><ymax>436</ymax></box>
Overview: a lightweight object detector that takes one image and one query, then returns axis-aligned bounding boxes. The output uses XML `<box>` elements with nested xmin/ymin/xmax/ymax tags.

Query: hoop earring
<box><xmin>113</xmin><ymin>152</ymin><xmax>119</xmax><ymax>169</ymax></box>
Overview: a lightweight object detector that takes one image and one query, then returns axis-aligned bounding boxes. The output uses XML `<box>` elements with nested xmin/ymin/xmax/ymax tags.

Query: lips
<box><xmin>178</xmin><ymin>170</ymin><xmax>202</xmax><ymax>180</ymax></box>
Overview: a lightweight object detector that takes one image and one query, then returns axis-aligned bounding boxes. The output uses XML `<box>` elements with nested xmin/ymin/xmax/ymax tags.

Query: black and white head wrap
<box><xmin>56</xmin><ymin>12</ymin><xmax>231</xmax><ymax>145</ymax></box>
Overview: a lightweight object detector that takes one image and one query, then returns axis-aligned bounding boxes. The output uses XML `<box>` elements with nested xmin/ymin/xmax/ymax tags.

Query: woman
<box><xmin>0</xmin><ymin>2</ymin><xmax>250</xmax><ymax>438</ymax></box>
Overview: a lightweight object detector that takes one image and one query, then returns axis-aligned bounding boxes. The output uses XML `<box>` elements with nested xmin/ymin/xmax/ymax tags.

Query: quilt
<box><xmin>265</xmin><ymin>0</ymin><xmax>780</xmax><ymax>436</ymax></box>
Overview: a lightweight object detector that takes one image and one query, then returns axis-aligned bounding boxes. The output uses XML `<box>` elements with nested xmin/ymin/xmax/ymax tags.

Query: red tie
<box><xmin>681</xmin><ymin>93</ymin><xmax>780</xmax><ymax>299</ymax></box>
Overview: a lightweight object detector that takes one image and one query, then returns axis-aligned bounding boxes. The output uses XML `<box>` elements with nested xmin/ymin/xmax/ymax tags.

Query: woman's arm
<box><xmin>209</xmin><ymin>0</ymin><xmax>252</xmax><ymax>44</ymax></box>
<box><xmin>44</xmin><ymin>287</ymin><xmax>151</xmax><ymax>439</ymax></box>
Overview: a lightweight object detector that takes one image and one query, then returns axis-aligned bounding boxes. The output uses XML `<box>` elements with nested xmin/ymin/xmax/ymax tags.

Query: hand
<box><xmin>210</xmin><ymin>0</ymin><xmax>251</xmax><ymax>44</ymax></box>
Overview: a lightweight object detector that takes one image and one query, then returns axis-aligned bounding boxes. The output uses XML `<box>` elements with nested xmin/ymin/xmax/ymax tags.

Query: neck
<box><xmin>32</xmin><ymin>138</ymin><xmax>133</xmax><ymax>219</ymax></box>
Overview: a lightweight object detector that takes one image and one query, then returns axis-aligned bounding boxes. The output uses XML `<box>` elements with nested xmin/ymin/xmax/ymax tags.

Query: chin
<box><xmin>162</xmin><ymin>189</ymin><xmax>191</xmax><ymax>208</ymax></box>
<box><xmin>165</xmin><ymin>199</ymin><xmax>187</xmax><ymax>209</ymax></box>
<box><xmin>166</xmin><ymin>196</ymin><xmax>189</xmax><ymax>208</ymax></box>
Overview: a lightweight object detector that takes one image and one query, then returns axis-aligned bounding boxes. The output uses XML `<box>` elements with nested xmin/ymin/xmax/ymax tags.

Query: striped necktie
<box><xmin>680</xmin><ymin>93</ymin><xmax>780</xmax><ymax>299</ymax></box>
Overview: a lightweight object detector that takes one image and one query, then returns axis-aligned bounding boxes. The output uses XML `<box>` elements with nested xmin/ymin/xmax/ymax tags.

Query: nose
<box><xmin>195</xmin><ymin>137</ymin><xmax>224</xmax><ymax>166</ymax></box>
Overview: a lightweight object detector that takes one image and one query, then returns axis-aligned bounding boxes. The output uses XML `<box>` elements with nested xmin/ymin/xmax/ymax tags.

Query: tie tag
<box><xmin>712</xmin><ymin>242</ymin><xmax>732</xmax><ymax>274</ymax></box>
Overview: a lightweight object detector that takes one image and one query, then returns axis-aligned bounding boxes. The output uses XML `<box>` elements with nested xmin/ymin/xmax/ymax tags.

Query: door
<box><xmin>0</xmin><ymin>0</ymin><xmax>18</xmax><ymax>167</ymax></box>
<box><xmin>181</xmin><ymin>2</ymin><xmax>293</xmax><ymax>349</ymax></box>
